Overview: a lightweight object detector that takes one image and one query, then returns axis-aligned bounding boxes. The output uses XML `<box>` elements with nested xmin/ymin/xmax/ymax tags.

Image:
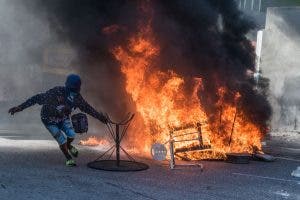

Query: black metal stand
<box><xmin>87</xmin><ymin>113</ymin><xmax>149</xmax><ymax>171</ymax></box>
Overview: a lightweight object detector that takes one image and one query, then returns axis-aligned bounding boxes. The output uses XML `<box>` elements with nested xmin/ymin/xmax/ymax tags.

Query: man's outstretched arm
<box><xmin>77</xmin><ymin>96</ymin><xmax>107</xmax><ymax>124</ymax></box>
<box><xmin>8</xmin><ymin>93</ymin><xmax>46</xmax><ymax>115</ymax></box>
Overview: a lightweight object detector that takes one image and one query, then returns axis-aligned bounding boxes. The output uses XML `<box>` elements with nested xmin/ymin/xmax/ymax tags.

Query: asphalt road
<box><xmin>0</xmin><ymin>127</ymin><xmax>299</xmax><ymax>200</ymax></box>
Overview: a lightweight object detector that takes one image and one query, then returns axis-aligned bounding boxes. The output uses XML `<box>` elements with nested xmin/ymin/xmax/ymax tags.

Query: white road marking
<box><xmin>232</xmin><ymin>173</ymin><xmax>300</xmax><ymax>184</ymax></box>
<box><xmin>275</xmin><ymin>147</ymin><xmax>300</xmax><ymax>152</ymax></box>
<box><xmin>275</xmin><ymin>156</ymin><xmax>300</xmax><ymax>162</ymax></box>
<box><xmin>274</xmin><ymin>190</ymin><xmax>290</xmax><ymax>198</ymax></box>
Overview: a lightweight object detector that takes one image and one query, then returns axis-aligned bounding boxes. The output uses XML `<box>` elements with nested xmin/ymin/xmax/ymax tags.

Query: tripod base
<box><xmin>87</xmin><ymin>160</ymin><xmax>149</xmax><ymax>171</ymax></box>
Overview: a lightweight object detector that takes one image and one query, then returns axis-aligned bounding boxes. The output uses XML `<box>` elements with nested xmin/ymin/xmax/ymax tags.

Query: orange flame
<box><xmin>79</xmin><ymin>136</ymin><xmax>109</xmax><ymax>147</ymax></box>
<box><xmin>109</xmin><ymin>6</ymin><xmax>262</xmax><ymax>159</ymax></box>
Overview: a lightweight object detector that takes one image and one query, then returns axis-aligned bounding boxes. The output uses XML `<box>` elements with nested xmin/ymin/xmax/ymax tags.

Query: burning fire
<box><xmin>79</xmin><ymin>136</ymin><xmax>109</xmax><ymax>147</ymax></box>
<box><xmin>104</xmin><ymin>5</ymin><xmax>263</xmax><ymax>160</ymax></box>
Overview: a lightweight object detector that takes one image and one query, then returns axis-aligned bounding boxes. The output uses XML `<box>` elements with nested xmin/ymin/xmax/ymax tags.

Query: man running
<box><xmin>8</xmin><ymin>74</ymin><xmax>107</xmax><ymax>167</ymax></box>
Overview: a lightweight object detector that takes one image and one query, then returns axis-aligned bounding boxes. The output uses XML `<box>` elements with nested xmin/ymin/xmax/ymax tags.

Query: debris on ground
<box><xmin>226</xmin><ymin>153</ymin><xmax>251</xmax><ymax>164</ymax></box>
<box><xmin>253</xmin><ymin>153</ymin><xmax>276</xmax><ymax>162</ymax></box>
<box><xmin>291</xmin><ymin>166</ymin><xmax>300</xmax><ymax>178</ymax></box>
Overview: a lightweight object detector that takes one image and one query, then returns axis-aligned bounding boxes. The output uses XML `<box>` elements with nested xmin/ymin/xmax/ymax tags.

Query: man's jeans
<box><xmin>45</xmin><ymin>119</ymin><xmax>76</xmax><ymax>145</ymax></box>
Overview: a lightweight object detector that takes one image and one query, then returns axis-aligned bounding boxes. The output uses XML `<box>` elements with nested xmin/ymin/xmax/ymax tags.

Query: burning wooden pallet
<box><xmin>168</xmin><ymin>122</ymin><xmax>211</xmax><ymax>169</ymax></box>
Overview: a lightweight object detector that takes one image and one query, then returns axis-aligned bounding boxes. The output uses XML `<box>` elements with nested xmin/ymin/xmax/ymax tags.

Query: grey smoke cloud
<box><xmin>0</xmin><ymin>0</ymin><xmax>54</xmax><ymax>101</ymax></box>
<box><xmin>261</xmin><ymin>7</ymin><xmax>300</xmax><ymax>130</ymax></box>
<box><xmin>0</xmin><ymin>0</ymin><xmax>272</xmax><ymax>138</ymax></box>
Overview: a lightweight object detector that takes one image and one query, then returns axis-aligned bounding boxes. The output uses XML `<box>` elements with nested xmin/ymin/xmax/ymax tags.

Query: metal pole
<box><xmin>169</xmin><ymin>139</ymin><xmax>175</xmax><ymax>169</ymax></box>
<box><xmin>218</xmin><ymin>106</ymin><xmax>223</xmax><ymax>136</ymax></box>
<box><xmin>196</xmin><ymin>123</ymin><xmax>203</xmax><ymax>147</ymax></box>
<box><xmin>116</xmin><ymin>124</ymin><xmax>120</xmax><ymax>166</ymax></box>
<box><xmin>169</xmin><ymin>130</ymin><xmax>175</xmax><ymax>169</ymax></box>
<box><xmin>229</xmin><ymin>107</ymin><xmax>238</xmax><ymax>147</ymax></box>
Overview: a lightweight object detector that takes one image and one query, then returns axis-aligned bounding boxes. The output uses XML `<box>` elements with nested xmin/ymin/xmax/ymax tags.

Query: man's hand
<box><xmin>8</xmin><ymin>106</ymin><xmax>22</xmax><ymax>115</ymax></box>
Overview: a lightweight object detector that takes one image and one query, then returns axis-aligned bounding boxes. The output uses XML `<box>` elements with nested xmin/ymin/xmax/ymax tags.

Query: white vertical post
<box><xmin>251</xmin><ymin>0</ymin><xmax>254</xmax><ymax>10</ymax></box>
<box><xmin>258</xmin><ymin>0</ymin><xmax>261</xmax><ymax>12</ymax></box>
<box><xmin>244</xmin><ymin>0</ymin><xmax>247</xmax><ymax>9</ymax></box>
<box><xmin>256</xmin><ymin>30</ymin><xmax>263</xmax><ymax>72</ymax></box>
<box><xmin>254</xmin><ymin>30</ymin><xmax>263</xmax><ymax>86</ymax></box>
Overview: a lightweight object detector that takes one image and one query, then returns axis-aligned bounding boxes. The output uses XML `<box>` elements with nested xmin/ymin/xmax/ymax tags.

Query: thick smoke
<box><xmin>21</xmin><ymin>0</ymin><xmax>143</xmax><ymax>120</ymax></box>
<box><xmin>25</xmin><ymin>0</ymin><xmax>271</xmax><ymax>133</ymax></box>
<box><xmin>0</xmin><ymin>0</ymin><xmax>59</xmax><ymax>129</ymax></box>
<box><xmin>151</xmin><ymin>0</ymin><xmax>272</xmax><ymax>133</ymax></box>
<box><xmin>260</xmin><ymin>7</ymin><xmax>300</xmax><ymax>131</ymax></box>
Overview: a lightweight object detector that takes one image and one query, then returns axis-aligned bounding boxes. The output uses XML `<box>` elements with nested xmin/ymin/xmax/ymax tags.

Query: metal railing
<box><xmin>236</xmin><ymin>0</ymin><xmax>262</xmax><ymax>12</ymax></box>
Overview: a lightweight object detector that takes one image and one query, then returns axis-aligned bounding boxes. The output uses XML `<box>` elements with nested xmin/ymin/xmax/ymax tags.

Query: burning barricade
<box><xmin>81</xmin><ymin>2</ymin><xmax>273</xmax><ymax>168</ymax></box>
